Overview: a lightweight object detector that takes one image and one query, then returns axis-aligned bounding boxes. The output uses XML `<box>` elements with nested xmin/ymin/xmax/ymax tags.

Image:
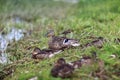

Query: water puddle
<box><xmin>0</xmin><ymin>17</ymin><xmax>33</xmax><ymax>64</ymax></box>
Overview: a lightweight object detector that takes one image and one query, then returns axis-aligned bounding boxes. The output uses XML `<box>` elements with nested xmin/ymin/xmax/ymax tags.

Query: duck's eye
<box><xmin>64</xmin><ymin>39</ymin><xmax>69</xmax><ymax>43</ymax></box>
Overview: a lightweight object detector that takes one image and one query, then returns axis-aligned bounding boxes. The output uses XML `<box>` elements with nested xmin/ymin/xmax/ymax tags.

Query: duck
<box><xmin>46</xmin><ymin>30</ymin><xmax>80</xmax><ymax>50</ymax></box>
<box><xmin>32</xmin><ymin>47</ymin><xmax>62</xmax><ymax>59</ymax></box>
<box><xmin>69</xmin><ymin>52</ymin><xmax>104</xmax><ymax>69</ymax></box>
<box><xmin>69</xmin><ymin>52</ymin><xmax>98</xmax><ymax>69</ymax></box>
<box><xmin>69</xmin><ymin>56</ymin><xmax>92</xmax><ymax>69</ymax></box>
<box><xmin>51</xmin><ymin>58</ymin><xmax>74</xmax><ymax>78</ymax></box>
<box><xmin>85</xmin><ymin>37</ymin><xmax>105</xmax><ymax>48</ymax></box>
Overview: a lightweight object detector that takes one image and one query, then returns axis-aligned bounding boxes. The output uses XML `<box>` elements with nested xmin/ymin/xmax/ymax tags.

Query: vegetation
<box><xmin>0</xmin><ymin>0</ymin><xmax>120</xmax><ymax>80</ymax></box>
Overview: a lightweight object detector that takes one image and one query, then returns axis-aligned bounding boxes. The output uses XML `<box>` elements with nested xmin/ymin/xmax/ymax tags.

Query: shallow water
<box><xmin>0</xmin><ymin>17</ymin><xmax>32</xmax><ymax>64</ymax></box>
<box><xmin>0</xmin><ymin>28</ymin><xmax>26</xmax><ymax>64</ymax></box>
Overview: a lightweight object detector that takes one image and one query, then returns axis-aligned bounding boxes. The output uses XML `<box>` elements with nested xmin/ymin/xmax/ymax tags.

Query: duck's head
<box><xmin>63</xmin><ymin>38</ymin><xmax>80</xmax><ymax>47</ymax></box>
<box><xmin>55</xmin><ymin>58</ymin><xmax>66</xmax><ymax>66</ymax></box>
<box><xmin>32</xmin><ymin>47</ymin><xmax>41</xmax><ymax>55</ymax></box>
<box><xmin>46</xmin><ymin>30</ymin><xmax>55</xmax><ymax>37</ymax></box>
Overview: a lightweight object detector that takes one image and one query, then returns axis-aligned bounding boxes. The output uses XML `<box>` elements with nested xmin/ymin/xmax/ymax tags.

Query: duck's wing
<box><xmin>52</xmin><ymin>36</ymin><xmax>65</xmax><ymax>43</ymax></box>
<box><xmin>49</xmin><ymin>36</ymin><xmax>80</xmax><ymax>50</ymax></box>
<box><xmin>62</xmin><ymin>38</ymin><xmax>80</xmax><ymax>47</ymax></box>
<box><xmin>53</xmin><ymin>36</ymin><xmax>80</xmax><ymax>47</ymax></box>
<box><xmin>58</xmin><ymin>64</ymin><xmax>74</xmax><ymax>78</ymax></box>
<box><xmin>42</xmin><ymin>49</ymin><xmax>54</xmax><ymax>53</ymax></box>
<box><xmin>48</xmin><ymin>36</ymin><xmax>65</xmax><ymax>50</ymax></box>
<box><xmin>35</xmin><ymin>53</ymin><xmax>48</xmax><ymax>59</ymax></box>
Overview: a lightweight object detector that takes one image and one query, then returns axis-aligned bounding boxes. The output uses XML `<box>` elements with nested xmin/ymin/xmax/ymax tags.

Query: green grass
<box><xmin>0</xmin><ymin>0</ymin><xmax>120</xmax><ymax>80</ymax></box>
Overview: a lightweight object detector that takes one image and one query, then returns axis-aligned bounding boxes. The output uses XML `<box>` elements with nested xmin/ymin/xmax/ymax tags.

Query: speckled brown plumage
<box><xmin>46</xmin><ymin>30</ymin><xmax>80</xmax><ymax>50</ymax></box>
<box><xmin>51</xmin><ymin>58</ymin><xmax>74</xmax><ymax>78</ymax></box>
<box><xmin>32</xmin><ymin>47</ymin><xmax>61</xmax><ymax>59</ymax></box>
